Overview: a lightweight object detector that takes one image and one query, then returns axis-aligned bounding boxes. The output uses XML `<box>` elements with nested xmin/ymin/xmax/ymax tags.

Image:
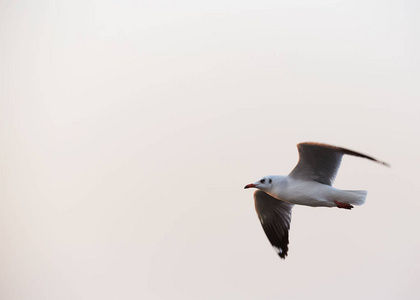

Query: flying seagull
<box><xmin>244</xmin><ymin>142</ymin><xmax>389</xmax><ymax>259</ymax></box>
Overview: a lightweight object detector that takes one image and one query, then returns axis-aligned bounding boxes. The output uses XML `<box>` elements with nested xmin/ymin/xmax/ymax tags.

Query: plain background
<box><xmin>1</xmin><ymin>0</ymin><xmax>419</xmax><ymax>299</ymax></box>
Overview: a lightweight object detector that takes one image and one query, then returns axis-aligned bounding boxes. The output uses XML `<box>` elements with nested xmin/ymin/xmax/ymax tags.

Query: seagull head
<box><xmin>244</xmin><ymin>176</ymin><xmax>274</xmax><ymax>192</ymax></box>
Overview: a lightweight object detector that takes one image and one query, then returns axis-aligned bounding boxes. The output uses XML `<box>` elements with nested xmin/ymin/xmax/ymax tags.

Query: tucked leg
<box><xmin>334</xmin><ymin>200</ymin><xmax>354</xmax><ymax>210</ymax></box>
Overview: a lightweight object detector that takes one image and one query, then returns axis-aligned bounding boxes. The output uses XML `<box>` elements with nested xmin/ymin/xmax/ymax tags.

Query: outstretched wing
<box><xmin>254</xmin><ymin>190</ymin><xmax>294</xmax><ymax>259</ymax></box>
<box><xmin>288</xmin><ymin>142</ymin><xmax>389</xmax><ymax>186</ymax></box>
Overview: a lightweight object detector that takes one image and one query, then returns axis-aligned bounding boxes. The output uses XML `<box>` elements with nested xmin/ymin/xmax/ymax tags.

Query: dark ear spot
<box><xmin>269</xmin><ymin>179</ymin><xmax>272</xmax><ymax>184</ymax></box>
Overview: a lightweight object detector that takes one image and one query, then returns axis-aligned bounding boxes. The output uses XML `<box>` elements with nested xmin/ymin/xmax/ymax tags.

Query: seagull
<box><xmin>244</xmin><ymin>142</ymin><xmax>389</xmax><ymax>259</ymax></box>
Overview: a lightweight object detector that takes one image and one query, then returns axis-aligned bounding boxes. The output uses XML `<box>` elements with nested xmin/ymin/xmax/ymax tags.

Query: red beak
<box><xmin>244</xmin><ymin>183</ymin><xmax>256</xmax><ymax>189</ymax></box>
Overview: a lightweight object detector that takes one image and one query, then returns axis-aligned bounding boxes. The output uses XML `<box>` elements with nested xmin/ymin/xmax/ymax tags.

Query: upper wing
<box><xmin>254</xmin><ymin>190</ymin><xmax>294</xmax><ymax>259</ymax></box>
<box><xmin>288</xmin><ymin>142</ymin><xmax>390</xmax><ymax>186</ymax></box>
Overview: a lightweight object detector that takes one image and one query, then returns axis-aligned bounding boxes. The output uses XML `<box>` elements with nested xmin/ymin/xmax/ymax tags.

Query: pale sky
<box><xmin>1</xmin><ymin>1</ymin><xmax>420</xmax><ymax>299</ymax></box>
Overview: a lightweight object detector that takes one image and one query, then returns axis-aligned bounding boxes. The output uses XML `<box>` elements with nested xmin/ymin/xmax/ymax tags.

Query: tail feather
<box><xmin>343</xmin><ymin>190</ymin><xmax>367</xmax><ymax>206</ymax></box>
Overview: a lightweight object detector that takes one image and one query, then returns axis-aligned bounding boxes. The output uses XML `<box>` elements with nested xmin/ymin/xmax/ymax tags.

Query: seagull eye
<box><xmin>269</xmin><ymin>179</ymin><xmax>272</xmax><ymax>184</ymax></box>
<box><xmin>260</xmin><ymin>179</ymin><xmax>265</xmax><ymax>183</ymax></box>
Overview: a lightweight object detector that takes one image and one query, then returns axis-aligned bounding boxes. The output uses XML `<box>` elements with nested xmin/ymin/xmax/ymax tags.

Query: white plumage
<box><xmin>244</xmin><ymin>142</ymin><xmax>389</xmax><ymax>259</ymax></box>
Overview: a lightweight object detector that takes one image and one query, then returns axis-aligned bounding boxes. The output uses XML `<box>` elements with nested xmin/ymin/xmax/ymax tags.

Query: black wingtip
<box><xmin>272</xmin><ymin>245</ymin><xmax>289</xmax><ymax>259</ymax></box>
<box><xmin>381</xmin><ymin>161</ymin><xmax>391</xmax><ymax>168</ymax></box>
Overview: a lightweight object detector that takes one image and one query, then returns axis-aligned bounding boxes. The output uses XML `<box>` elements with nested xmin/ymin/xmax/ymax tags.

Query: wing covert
<box><xmin>289</xmin><ymin>142</ymin><xmax>389</xmax><ymax>185</ymax></box>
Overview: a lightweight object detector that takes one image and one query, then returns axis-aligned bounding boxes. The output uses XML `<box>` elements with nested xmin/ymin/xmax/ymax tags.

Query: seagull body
<box><xmin>244</xmin><ymin>142</ymin><xmax>389</xmax><ymax>259</ymax></box>
<box><xmin>255</xmin><ymin>175</ymin><xmax>367</xmax><ymax>208</ymax></box>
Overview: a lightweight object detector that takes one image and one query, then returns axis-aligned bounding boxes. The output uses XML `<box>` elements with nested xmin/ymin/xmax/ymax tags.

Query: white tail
<box><xmin>343</xmin><ymin>190</ymin><xmax>367</xmax><ymax>206</ymax></box>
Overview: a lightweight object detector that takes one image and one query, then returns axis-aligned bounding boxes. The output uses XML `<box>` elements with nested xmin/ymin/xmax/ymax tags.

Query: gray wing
<box><xmin>254</xmin><ymin>190</ymin><xmax>294</xmax><ymax>259</ymax></box>
<box><xmin>288</xmin><ymin>142</ymin><xmax>390</xmax><ymax>186</ymax></box>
